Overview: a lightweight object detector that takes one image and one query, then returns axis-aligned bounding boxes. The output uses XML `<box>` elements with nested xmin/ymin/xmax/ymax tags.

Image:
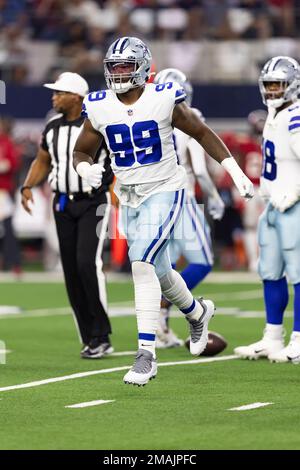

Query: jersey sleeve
<box><xmin>82</xmin><ymin>93</ymin><xmax>101</xmax><ymax>131</ymax></box>
<box><xmin>290</xmin><ymin>132</ymin><xmax>300</xmax><ymax>159</ymax></box>
<box><xmin>288</xmin><ymin>107</ymin><xmax>300</xmax><ymax>134</ymax></box>
<box><xmin>173</xmin><ymin>81</ymin><xmax>186</xmax><ymax>105</ymax></box>
<box><xmin>187</xmin><ymin>137</ymin><xmax>206</xmax><ymax>177</ymax></box>
<box><xmin>288</xmin><ymin>106</ymin><xmax>300</xmax><ymax>158</ymax></box>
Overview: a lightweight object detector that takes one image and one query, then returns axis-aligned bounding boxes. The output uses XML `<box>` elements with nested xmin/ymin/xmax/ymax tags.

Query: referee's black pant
<box><xmin>53</xmin><ymin>190</ymin><xmax>112</xmax><ymax>345</ymax></box>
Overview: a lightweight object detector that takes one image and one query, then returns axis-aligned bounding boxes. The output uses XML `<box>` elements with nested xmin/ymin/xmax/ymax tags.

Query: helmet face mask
<box><xmin>259</xmin><ymin>56</ymin><xmax>300</xmax><ymax>109</ymax></box>
<box><xmin>104</xmin><ymin>37</ymin><xmax>152</xmax><ymax>94</ymax></box>
<box><xmin>154</xmin><ymin>68</ymin><xmax>193</xmax><ymax>105</ymax></box>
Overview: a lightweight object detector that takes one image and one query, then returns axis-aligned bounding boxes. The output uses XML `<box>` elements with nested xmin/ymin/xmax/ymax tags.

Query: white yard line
<box><xmin>111</xmin><ymin>351</ymin><xmax>136</xmax><ymax>357</ymax></box>
<box><xmin>212</xmin><ymin>290</ymin><xmax>262</xmax><ymax>301</ymax></box>
<box><xmin>229</xmin><ymin>402</ymin><xmax>274</xmax><ymax>411</ymax></box>
<box><xmin>0</xmin><ymin>271</ymin><xmax>262</xmax><ymax>284</ymax></box>
<box><xmin>0</xmin><ymin>355</ymin><xmax>238</xmax><ymax>393</ymax></box>
<box><xmin>65</xmin><ymin>399</ymin><xmax>115</xmax><ymax>409</ymax></box>
<box><xmin>0</xmin><ymin>306</ymin><xmax>293</xmax><ymax>320</ymax></box>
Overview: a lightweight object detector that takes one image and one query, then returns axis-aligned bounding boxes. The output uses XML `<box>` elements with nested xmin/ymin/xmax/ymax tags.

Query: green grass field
<box><xmin>0</xmin><ymin>278</ymin><xmax>299</xmax><ymax>450</ymax></box>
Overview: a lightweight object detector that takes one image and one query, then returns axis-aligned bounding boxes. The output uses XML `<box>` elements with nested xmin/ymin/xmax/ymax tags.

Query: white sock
<box><xmin>291</xmin><ymin>331</ymin><xmax>300</xmax><ymax>343</ymax></box>
<box><xmin>265</xmin><ymin>323</ymin><xmax>284</xmax><ymax>340</ymax></box>
<box><xmin>159</xmin><ymin>269</ymin><xmax>203</xmax><ymax>320</ymax></box>
<box><xmin>159</xmin><ymin>307</ymin><xmax>170</xmax><ymax>333</ymax></box>
<box><xmin>132</xmin><ymin>261</ymin><xmax>161</xmax><ymax>357</ymax></box>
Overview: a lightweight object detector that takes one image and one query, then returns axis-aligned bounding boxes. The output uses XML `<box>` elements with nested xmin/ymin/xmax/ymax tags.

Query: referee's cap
<box><xmin>44</xmin><ymin>72</ymin><xmax>89</xmax><ymax>97</ymax></box>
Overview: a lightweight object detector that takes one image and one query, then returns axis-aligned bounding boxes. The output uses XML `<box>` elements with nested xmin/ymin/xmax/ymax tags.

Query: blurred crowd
<box><xmin>0</xmin><ymin>0</ymin><xmax>299</xmax><ymax>84</ymax></box>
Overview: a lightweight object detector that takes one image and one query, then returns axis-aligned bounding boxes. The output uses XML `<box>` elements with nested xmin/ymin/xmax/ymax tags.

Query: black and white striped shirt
<box><xmin>41</xmin><ymin>114</ymin><xmax>113</xmax><ymax>194</ymax></box>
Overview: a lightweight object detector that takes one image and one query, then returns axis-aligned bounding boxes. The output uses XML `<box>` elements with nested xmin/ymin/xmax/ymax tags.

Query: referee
<box><xmin>21</xmin><ymin>72</ymin><xmax>114</xmax><ymax>359</ymax></box>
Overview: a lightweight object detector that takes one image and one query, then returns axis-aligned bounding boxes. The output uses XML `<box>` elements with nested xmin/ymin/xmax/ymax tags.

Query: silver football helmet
<box><xmin>259</xmin><ymin>56</ymin><xmax>300</xmax><ymax>108</ymax></box>
<box><xmin>154</xmin><ymin>68</ymin><xmax>193</xmax><ymax>106</ymax></box>
<box><xmin>104</xmin><ymin>36</ymin><xmax>152</xmax><ymax>94</ymax></box>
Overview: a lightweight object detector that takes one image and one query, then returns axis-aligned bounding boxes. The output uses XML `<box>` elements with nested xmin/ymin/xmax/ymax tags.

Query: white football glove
<box><xmin>76</xmin><ymin>162</ymin><xmax>105</xmax><ymax>188</ymax></box>
<box><xmin>221</xmin><ymin>157</ymin><xmax>254</xmax><ymax>200</ymax></box>
<box><xmin>270</xmin><ymin>190</ymin><xmax>300</xmax><ymax>213</ymax></box>
<box><xmin>207</xmin><ymin>195</ymin><xmax>225</xmax><ymax>220</ymax></box>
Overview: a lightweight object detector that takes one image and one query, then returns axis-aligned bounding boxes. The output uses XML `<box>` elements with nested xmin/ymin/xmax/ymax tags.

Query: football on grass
<box><xmin>185</xmin><ymin>331</ymin><xmax>227</xmax><ymax>357</ymax></box>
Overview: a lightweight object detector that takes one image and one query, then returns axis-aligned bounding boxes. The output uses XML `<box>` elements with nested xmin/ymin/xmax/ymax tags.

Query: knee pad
<box><xmin>158</xmin><ymin>270</ymin><xmax>174</xmax><ymax>292</ymax></box>
<box><xmin>285</xmin><ymin>258</ymin><xmax>300</xmax><ymax>285</ymax></box>
<box><xmin>258</xmin><ymin>259</ymin><xmax>284</xmax><ymax>281</ymax></box>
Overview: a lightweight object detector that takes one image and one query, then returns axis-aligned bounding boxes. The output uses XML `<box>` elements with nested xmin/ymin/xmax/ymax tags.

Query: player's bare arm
<box><xmin>172</xmin><ymin>102</ymin><xmax>254</xmax><ymax>199</ymax></box>
<box><xmin>73</xmin><ymin>118</ymin><xmax>105</xmax><ymax>188</ymax></box>
<box><xmin>21</xmin><ymin>147</ymin><xmax>51</xmax><ymax>214</ymax></box>
<box><xmin>73</xmin><ymin>118</ymin><xmax>103</xmax><ymax>168</ymax></box>
<box><xmin>172</xmin><ymin>101</ymin><xmax>232</xmax><ymax>163</ymax></box>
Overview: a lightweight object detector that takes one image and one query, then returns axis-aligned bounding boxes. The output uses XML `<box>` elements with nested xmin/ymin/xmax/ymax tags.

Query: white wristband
<box><xmin>76</xmin><ymin>161</ymin><xmax>91</xmax><ymax>178</ymax></box>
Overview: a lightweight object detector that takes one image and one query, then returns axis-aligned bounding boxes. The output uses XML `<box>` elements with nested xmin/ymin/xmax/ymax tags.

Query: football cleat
<box><xmin>123</xmin><ymin>349</ymin><xmax>157</xmax><ymax>386</ymax></box>
<box><xmin>268</xmin><ymin>334</ymin><xmax>300</xmax><ymax>363</ymax></box>
<box><xmin>156</xmin><ymin>329</ymin><xmax>184</xmax><ymax>349</ymax></box>
<box><xmin>156</xmin><ymin>308</ymin><xmax>184</xmax><ymax>348</ymax></box>
<box><xmin>80</xmin><ymin>345</ymin><xmax>89</xmax><ymax>355</ymax></box>
<box><xmin>234</xmin><ymin>335</ymin><xmax>284</xmax><ymax>360</ymax></box>
<box><xmin>185</xmin><ymin>331</ymin><xmax>227</xmax><ymax>357</ymax></box>
<box><xmin>186</xmin><ymin>298</ymin><xmax>215</xmax><ymax>356</ymax></box>
<box><xmin>81</xmin><ymin>342</ymin><xmax>114</xmax><ymax>359</ymax></box>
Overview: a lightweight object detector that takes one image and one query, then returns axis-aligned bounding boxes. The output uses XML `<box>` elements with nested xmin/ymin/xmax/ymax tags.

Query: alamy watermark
<box><xmin>96</xmin><ymin>201</ymin><xmax>210</xmax><ymax>252</ymax></box>
<box><xmin>0</xmin><ymin>80</ymin><xmax>6</xmax><ymax>104</ymax></box>
<box><xmin>0</xmin><ymin>340</ymin><xmax>7</xmax><ymax>364</ymax></box>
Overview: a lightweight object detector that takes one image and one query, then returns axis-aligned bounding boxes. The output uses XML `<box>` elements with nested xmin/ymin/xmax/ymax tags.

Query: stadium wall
<box><xmin>1</xmin><ymin>84</ymin><xmax>262</xmax><ymax>119</ymax></box>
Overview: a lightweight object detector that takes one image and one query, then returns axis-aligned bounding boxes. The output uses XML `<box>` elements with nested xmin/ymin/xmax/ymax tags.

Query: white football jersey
<box><xmin>83</xmin><ymin>82</ymin><xmax>186</xmax><ymax>186</ymax></box>
<box><xmin>261</xmin><ymin>100</ymin><xmax>300</xmax><ymax>199</ymax></box>
<box><xmin>174</xmin><ymin>108</ymin><xmax>207</xmax><ymax>197</ymax></box>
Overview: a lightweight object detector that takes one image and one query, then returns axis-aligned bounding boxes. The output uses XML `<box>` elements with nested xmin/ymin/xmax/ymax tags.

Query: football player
<box><xmin>153</xmin><ymin>68</ymin><xmax>225</xmax><ymax>349</ymax></box>
<box><xmin>239</xmin><ymin>109</ymin><xmax>267</xmax><ymax>272</ymax></box>
<box><xmin>234</xmin><ymin>56</ymin><xmax>300</xmax><ymax>363</ymax></box>
<box><xmin>73</xmin><ymin>37</ymin><xmax>254</xmax><ymax>385</ymax></box>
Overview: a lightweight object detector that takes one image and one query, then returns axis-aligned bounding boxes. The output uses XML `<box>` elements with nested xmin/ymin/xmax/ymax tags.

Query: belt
<box><xmin>55</xmin><ymin>189</ymin><xmax>99</xmax><ymax>201</ymax></box>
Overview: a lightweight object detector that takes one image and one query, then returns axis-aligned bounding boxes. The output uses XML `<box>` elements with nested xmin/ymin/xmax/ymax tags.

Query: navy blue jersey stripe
<box><xmin>175</xmin><ymin>97</ymin><xmax>186</xmax><ymax>104</ymax></box>
<box><xmin>175</xmin><ymin>88</ymin><xmax>185</xmax><ymax>98</ymax></box>
<box><xmin>290</xmin><ymin>115</ymin><xmax>300</xmax><ymax>122</ymax></box>
<box><xmin>289</xmin><ymin>123</ymin><xmax>300</xmax><ymax>131</ymax></box>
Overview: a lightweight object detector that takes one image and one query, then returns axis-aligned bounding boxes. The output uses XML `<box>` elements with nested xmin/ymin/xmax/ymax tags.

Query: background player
<box><xmin>73</xmin><ymin>36</ymin><xmax>254</xmax><ymax>386</ymax></box>
<box><xmin>238</xmin><ymin>109</ymin><xmax>267</xmax><ymax>272</ymax></box>
<box><xmin>235</xmin><ymin>56</ymin><xmax>300</xmax><ymax>363</ymax></box>
<box><xmin>153</xmin><ymin>68</ymin><xmax>225</xmax><ymax>349</ymax></box>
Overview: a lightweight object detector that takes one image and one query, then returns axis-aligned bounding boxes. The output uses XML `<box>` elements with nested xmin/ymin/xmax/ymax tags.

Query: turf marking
<box><xmin>0</xmin><ymin>271</ymin><xmax>261</xmax><ymax>283</ymax></box>
<box><xmin>0</xmin><ymin>355</ymin><xmax>237</xmax><ymax>393</ymax></box>
<box><xmin>229</xmin><ymin>402</ymin><xmax>274</xmax><ymax>411</ymax></box>
<box><xmin>111</xmin><ymin>351</ymin><xmax>136</xmax><ymax>357</ymax></box>
<box><xmin>65</xmin><ymin>399</ymin><xmax>115</xmax><ymax>409</ymax></box>
<box><xmin>1</xmin><ymin>305</ymin><xmax>293</xmax><ymax>320</ymax></box>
